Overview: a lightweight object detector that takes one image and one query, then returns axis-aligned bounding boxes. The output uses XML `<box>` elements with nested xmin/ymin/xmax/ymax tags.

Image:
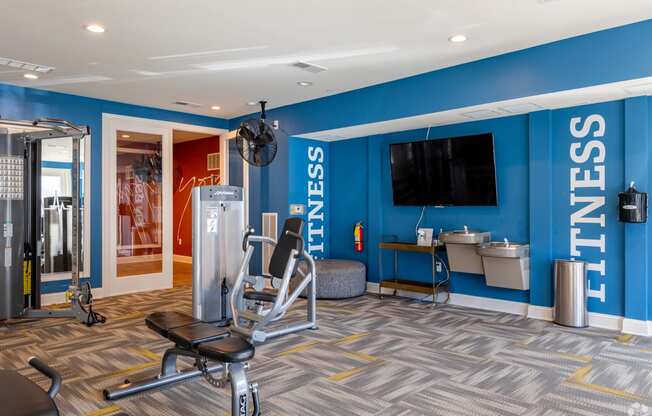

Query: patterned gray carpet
<box><xmin>1</xmin><ymin>286</ymin><xmax>652</xmax><ymax>416</ymax></box>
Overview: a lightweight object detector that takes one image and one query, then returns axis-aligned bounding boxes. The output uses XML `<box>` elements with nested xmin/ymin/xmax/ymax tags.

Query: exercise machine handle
<box><xmin>242</xmin><ymin>227</ymin><xmax>255</xmax><ymax>252</ymax></box>
<box><xmin>28</xmin><ymin>356</ymin><xmax>62</xmax><ymax>398</ymax></box>
<box><xmin>284</xmin><ymin>230</ymin><xmax>304</xmax><ymax>258</ymax></box>
<box><xmin>250</xmin><ymin>383</ymin><xmax>260</xmax><ymax>416</ymax></box>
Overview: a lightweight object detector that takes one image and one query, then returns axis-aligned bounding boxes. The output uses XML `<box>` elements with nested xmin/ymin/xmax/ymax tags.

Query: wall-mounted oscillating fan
<box><xmin>236</xmin><ymin>101</ymin><xmax>282</xmax><ymax>167</ymax></box>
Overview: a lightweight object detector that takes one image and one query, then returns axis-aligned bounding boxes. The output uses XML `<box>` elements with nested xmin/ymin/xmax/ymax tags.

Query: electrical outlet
<box><xmin>436</xmin><ymin>262</ymin><xmax>442</xmax><ymax>273</ymax></box>
<box><xmin>289</xmin><ymin>204</ymin><xmax>306</xmax><ymax>215</ymax></box>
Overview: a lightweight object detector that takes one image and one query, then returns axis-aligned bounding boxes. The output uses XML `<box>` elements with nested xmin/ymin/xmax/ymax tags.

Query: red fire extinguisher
<box><xmin>354</xmin><ymin>222</ymin><xmax>364</xmax><ymax>252</ymax></box>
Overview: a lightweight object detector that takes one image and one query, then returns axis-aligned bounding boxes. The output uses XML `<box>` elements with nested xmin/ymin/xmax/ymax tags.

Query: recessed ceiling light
<box><xmin>448</xmin><ymin>34</ymin><xmax>467</xmax><ymax>43</ymax></box>
<box><xmin>210</xmin><ymin>105</ymin><xmax>221</xmax><ymax>111</ymax></box>
<box><xmin>23</xmin><ymin>73</ymin><xmax>38</xmax><ymax>80</ymax></box>
<box><xmin>247</xmin><ymin>101</ymin><xmax>258</xmax><ymax>106</ymax></box>
<box><xmin>85</xmin><ymin>24</ymin><xmax>106</xmax><ymax>33</ymax></box>
<box><xmin>297</xmin><ymin>81</ymin><xmax>313</xmax><ymax>87</ymax></box>
<box><xmin>121</xmin><ymin>134</ymin><xmax>130</xmax><ymax>139</ymax></box>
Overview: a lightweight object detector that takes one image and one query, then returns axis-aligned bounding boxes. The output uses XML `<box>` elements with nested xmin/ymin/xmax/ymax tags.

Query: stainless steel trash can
<box><xmin>554</xmin><ymin>259</ymin><xmax>588</xmax><ymax>327</ymax></box>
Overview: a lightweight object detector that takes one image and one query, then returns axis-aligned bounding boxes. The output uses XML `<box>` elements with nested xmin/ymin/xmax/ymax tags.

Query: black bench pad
<box><xmin>0</xmin><ymin>370</ymin><xmax>58</xmax><ymax>416</ymax></box>
<box><xmin>167</xmin><ymin>324</ymin><xmax>230</xmax><ymax>349</ymax></box>
<box><xmin>145</xmin><ymin>311</ymin><xmax>199</xmax><ymax>338</ymax></box>
<box><xmin>198</xmin><ymin>336</ymin><xmax>255</xmax><ymax>363</ymax></box>
<box><xmin>243</xmin><ymin>290</ymin><xmax>277</xmax><ymax>303</ymax></box>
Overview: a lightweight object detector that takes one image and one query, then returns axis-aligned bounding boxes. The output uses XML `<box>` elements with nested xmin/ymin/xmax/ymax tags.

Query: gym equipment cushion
<box><xmin>167</xmin><ymin>324</ymin><xmax>230</xmax><ymax>349</ymax></box>
<box><xmin>243</xmin><ymin>290</ymin><xmax>277</xmax><ymax>303</ymax></box>
<box><xmin>145</xmin><ymin>311</ymin><xmax>199</xmax><ymax>337</ymax></box>
<box><xmin>198</xmin><ymin>336</ymin><xmax>255</xmax><ymax>363</ymax></box>
<box><xmin>295</xmin><ymin>259</ymin><xmax>366</xmax><ymax>299</ymax></box>
<box><xmin>0</xmin><ymin>370</ymin><xmax>58</xmax><ymax>416</ymax></box>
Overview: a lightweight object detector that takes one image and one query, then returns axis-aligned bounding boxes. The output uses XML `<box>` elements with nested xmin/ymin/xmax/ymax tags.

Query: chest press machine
<box><xmin>104</xmin><ymin>186</ymin><xmax>318</xmax><ymax>416</ymax></box>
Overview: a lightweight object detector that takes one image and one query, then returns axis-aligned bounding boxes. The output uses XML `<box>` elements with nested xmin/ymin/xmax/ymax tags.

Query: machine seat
<box><xmin>198</xmin><ymin>336</ymin><xmax>255</xmax><ymax>363</ymax></box>
<box><xmin>167</xmin><ymin>324</ymin><xmax>230</xmax><ymax>349</ymax></box>
<box><xmin>243</xmin><ymin>290</ymin><xmax>277</xmax><ymax>303</ymax></box>
<box><xmin>145</xmin><ymin>311</ymin><xmax>199</xmax><ymax>338</ymax></box>
<box><xmin>0</xmin><ymin>370</ymin><xmax>58</xmax><ymax>416</ymax></box>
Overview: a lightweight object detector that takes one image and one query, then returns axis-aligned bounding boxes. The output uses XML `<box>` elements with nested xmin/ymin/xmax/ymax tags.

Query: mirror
<box><xmin>40</xmin><ymin>136</ymin><xmax>90</xmax><ymax>278</ymax></box>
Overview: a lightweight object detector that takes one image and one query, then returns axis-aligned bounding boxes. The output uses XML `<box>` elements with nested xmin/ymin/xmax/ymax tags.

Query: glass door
<box><xmin>116</xmin><ymin>130</ymin><xmax>164</xmax><ymax>277</ymax></box>
<box><xmin>103</xmin><ymin>117</ymin><xmax>172</xmax><ymax>296</ymax></box>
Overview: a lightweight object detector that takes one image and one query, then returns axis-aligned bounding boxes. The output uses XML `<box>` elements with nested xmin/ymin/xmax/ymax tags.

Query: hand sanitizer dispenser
<box><xmin>619</xmin><ymin>182</ymin><xmax>647</xmax><ymax>223</ymax></box>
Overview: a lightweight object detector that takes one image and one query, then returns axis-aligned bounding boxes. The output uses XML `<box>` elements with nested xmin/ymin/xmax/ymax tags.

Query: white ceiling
<box><xmin>1</xmin><ymin>0</ymin><xmax>652</xmax><ymax>119</ymax></box>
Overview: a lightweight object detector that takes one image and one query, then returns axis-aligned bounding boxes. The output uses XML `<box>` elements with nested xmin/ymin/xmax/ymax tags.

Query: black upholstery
<box><xmin>198</xmin><ymin>336</ymin><xmax>255</xmax><ymax>363</ymax></box>
<box><xmin>167</xmin><ymin>324</ymin><xmax>230</xmax><ymax>349</ymax></box>
<box><xmin>268</xmin><ymin>218</ymin><xmax>304</xmax><ymax>279</ymax></box>
<box><xmin>145</xmin><ymin>311</ymin><xmax>199</xmax><ymax>337</ymax></box>
<box><xmin>0</xmin><ymin>370</ymin><xmax>59</xmax><ymax>416</ymax></box>
<box><xmin>243</xmin><ymin>289</ymin><xmax>277</xmax><ymax>303</ymax></box>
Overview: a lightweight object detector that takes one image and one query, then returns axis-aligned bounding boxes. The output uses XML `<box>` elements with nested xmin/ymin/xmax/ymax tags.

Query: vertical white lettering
<box><xmin>570</xmin><ymin>166</ymin><xmax>605</xmax><ymax>191</ymax></box>
<box><xmin>307</xmin><ymin>145</ymin><xmax>325</xmax><ymax>257</ymax></box>
<box><xmin>570</xmin><ymin>194</ymin><xmax>606</xmax><ymax>227</ymax></box>
<box><xmin>570</xmin><ymin>115</ymin><xmax>605</xmax><ymax>138</ymax></box>
<box><xmin>570</xmin><ymin>228</ymin><xmax>605</xmax><ymax>256</ymax></box>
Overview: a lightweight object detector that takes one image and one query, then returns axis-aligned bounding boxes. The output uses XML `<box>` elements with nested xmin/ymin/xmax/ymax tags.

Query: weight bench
<box><xmin>104</xmin><ymin>311</ymin><xmax>260</xmax><ymax>416</ymax></box>
<box><xmin>105</xmin><ymin>217</ymin><xmax>317</xmax><ymax>414</ymax></box>
<box><xmin>1</xmin><ymin>357</ymin><xmax>62</xmax><ymax>416</ymax></box>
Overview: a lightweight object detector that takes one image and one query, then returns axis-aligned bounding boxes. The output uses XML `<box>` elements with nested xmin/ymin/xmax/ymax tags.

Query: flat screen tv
<box><xmin>389</xmin><ymin>133</ymin><xmax>497</xmax><ymax>206</ymax></box>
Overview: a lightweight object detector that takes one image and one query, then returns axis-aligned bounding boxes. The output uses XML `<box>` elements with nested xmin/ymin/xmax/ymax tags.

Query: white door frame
<box><xmin>221</xmin><ymin>130</ymin><xmax>250</xmax><ymax>226</ymax></box>
<box><xmin>102</xmin><ymin>114</ymin><xmax>226</xmax><ymax>296</ymax></box>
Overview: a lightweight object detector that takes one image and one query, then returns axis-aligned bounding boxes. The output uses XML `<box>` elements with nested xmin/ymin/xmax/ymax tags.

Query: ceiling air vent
<box><xmin>173</xmin><ymin>100</ymin><xmax>202</xmax><ymax>108</ymax></box>
<box><xmin>207</xmin><ymin>153</ymin><xmax>220</xmax><ymax>171</ymax></box>
<box><xmin>0</xmin><ymin>57</ymin><xmax>54</xmax><ymax>73</ymax></box>
<box><xmin>290</xmin><ymin>61</ymin><xmax>327</xmax><ymax>74</ymax></box>
<box><xmin>499</xmin><ymin>103</ymin><xmax>543</xmax><ymax>114</ymax></box>
<box><xmin>461</xmin><ymin>109</ymin><xmax>502</xmax><ymax>120</ymax></box>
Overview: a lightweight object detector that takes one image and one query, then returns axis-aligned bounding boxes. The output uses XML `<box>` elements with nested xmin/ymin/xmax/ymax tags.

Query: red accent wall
<box><xmin>173</xmin><ymin>136</ymin><xmax>220</xmax><ymax>257</ymax></box>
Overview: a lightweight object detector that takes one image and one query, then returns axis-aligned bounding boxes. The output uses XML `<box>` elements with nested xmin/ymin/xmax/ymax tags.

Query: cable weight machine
<box><xmin>0</xmin><ymin>117</ymin><xmax>104</xmax><ymax>326</ymax></box>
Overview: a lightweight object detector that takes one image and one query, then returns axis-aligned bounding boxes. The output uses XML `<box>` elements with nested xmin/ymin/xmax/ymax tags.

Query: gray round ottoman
<box><xmin>294</xmin><ymin>259</ymin><xmax>366</xmax><ymax>299</ymax></box>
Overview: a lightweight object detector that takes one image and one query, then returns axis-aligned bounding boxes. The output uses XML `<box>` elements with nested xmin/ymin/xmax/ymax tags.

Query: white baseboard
<box><xmin>173</xmin><ymin>255</ymin><xmax>193</xmax><ymax>264</ymax></box>
<box><xmin>40</xmin><ymin>287</ymin><xmax>106</xmax><ymax>306</ymax></box>
<box><xmin>366</xmin><ymin>282</ymin><xmax>448</xmax><ymax>303</ymax></box>
<box><xmin>366</xmin><ymin>282</ymin><xmax>649</xmax><ymax>336</ymax></box>
<box><xmin>527</xmin><ymin>305</ymin><xmax>554</xmax><ymax>321</ymax></box>
<box><xmin>588</xmin><ymin>311</ymin><xmax>623</xmax><ymax>332</ymax></box>
<box><xmin>622</xmin><ymin>318</ymin><xmax>652</xmax><ymax>336</ymax></box>
<box><xmin>449</xmin><ymin>293</ymin><xmax>528</xmax><ymax>316</ymax></box>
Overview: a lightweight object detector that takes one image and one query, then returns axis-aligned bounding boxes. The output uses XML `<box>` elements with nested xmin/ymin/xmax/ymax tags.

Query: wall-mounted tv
<box><xmin>389</xmin><ymin>133</ymin><xmax>497</xmax><ymax>206</ymax></box>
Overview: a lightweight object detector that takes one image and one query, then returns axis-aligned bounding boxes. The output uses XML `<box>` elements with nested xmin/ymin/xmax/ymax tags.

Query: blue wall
<box><xmin>0</xmin><ymin>83</ymin><xmax>227</xmax><ymax>293</ymax></box>
<box><xmin>326</xmin><ymin>98</ymin><xmax>652</xmax><ymax>319</ymax></box>
<box><xmin>226</xmin><ymin>21</ymin><xmax>652</xmax><ymax>315</ymax></box>
<box><xmin>329</xmin><ymin>138</ymin><xmax>368</xmax><ymax>264</ymax></box>
<box><xmin>550</xmin><ymin>102</ymin><xmax>625</xmax><ymax>316</ymax></box>
<box><xmin>330</xmin><ymin>115</ymin><xmax>531</xmax><ymax>304</ymax></box>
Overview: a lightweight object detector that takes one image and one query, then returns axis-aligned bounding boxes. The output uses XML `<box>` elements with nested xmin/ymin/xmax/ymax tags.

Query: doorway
<box><xmin>171</xmin><ymin>130</ymin><xmax>221</xmax><ymax>286</ymax></box>
<box><xmin>102</xmin><ymin>114</ymin><xmax>226</xmax><ymax>296</ymax></box>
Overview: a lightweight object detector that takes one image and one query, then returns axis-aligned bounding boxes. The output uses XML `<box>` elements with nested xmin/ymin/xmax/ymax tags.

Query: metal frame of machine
<box><xmin>103</xmin><ymin>189</ymin><xmax>317</xmax><ymax>409</ymax></box>
<box><xmin>191</xmin><ymin>185</ymin><xmax>245</xmax><ymax>324</ymax></box>
<box><xmin>230</xmin><ymin>227</ymin><xmax>318</xmax><ymax>344</ymax></box>
<box><xmin>0</xmin><ymin>117</ymin><xmax>103</xmax><ymax>325</ymax></box>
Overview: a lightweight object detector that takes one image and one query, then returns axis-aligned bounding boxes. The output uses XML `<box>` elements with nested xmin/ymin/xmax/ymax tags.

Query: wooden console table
<box><xmin>377</xmin><ymin>241</ymin><xmax>450</xmax><ymax>305</ymax></box>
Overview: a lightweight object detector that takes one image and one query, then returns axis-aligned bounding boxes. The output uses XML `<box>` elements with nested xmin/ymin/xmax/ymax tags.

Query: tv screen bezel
<box><xmin>389</xmin><ymin>133</ymin><xmax>498</xmax><ymax>207</ymax></box>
